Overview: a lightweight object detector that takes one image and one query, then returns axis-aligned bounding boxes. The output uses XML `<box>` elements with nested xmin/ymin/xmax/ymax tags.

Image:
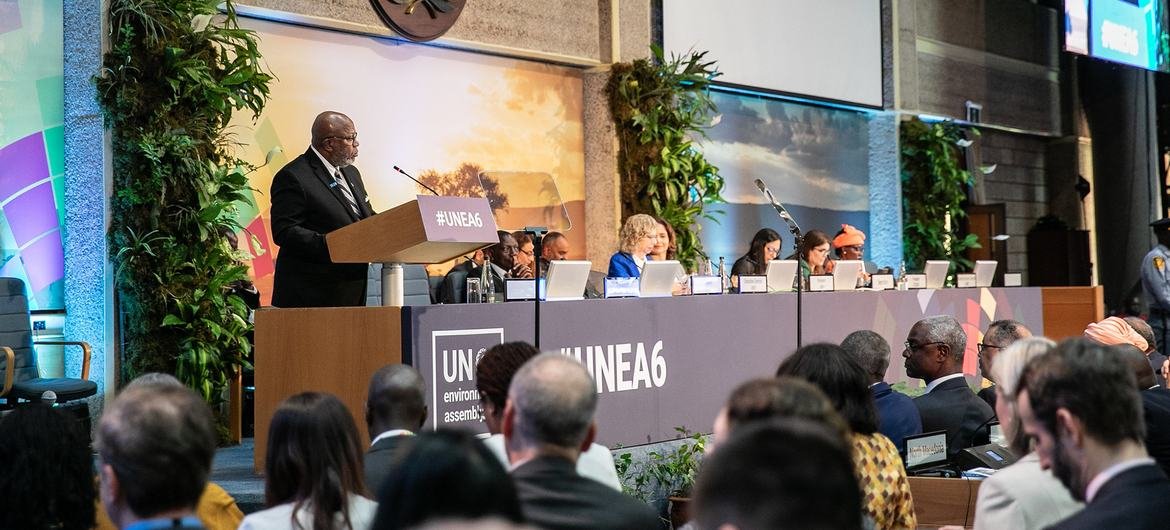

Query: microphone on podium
<box><xmin>393</xmin><ymin>165</ymin><xmax>440</xmax><ymax>196</ymax></box>
<box><xmin>754</xmin><ymin>178</ymin><xmax>802</xmax><ymax>235</ymax></box>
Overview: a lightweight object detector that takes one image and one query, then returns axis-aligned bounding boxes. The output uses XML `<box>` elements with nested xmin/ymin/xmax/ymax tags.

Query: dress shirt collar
<box><xmin>1084</xmin><ymin>457</ymin><xmax>1156</xmax><ymax>502</ymax></box>
<box><xmin>310</xmin><ymin>144</ymin><xmax>341</xmax><ymax>177</ymax></box>
<box><xmin>370</xmin><ymin>429</ymin><xmax>415</xmax><ymax>447</ymax></box>
<box><xmin>924</xmin><ymin>372</ymin><xmax>966</xmax><ymax>394</ymax></box>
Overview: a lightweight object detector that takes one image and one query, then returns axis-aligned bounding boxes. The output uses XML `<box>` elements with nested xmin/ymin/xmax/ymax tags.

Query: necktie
<box><xmin>334</xmin><ymin>170</ymin><xmax>361</xmax><ymax>218</ymax></box>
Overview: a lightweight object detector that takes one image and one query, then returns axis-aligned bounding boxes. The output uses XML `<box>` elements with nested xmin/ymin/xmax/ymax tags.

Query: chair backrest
<box><xmin>0</xmin><ymin>278</ymin><xmax>38</xmax><ymax>385</ymax></box>
<box><xmin>401</xmin><ymin>264</ymin><xmax>432</xmax><ymax>306</ymax></box>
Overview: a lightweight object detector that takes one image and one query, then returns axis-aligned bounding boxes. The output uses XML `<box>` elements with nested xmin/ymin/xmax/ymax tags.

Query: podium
<box><xmin>326</xmin><ymin>195</ymin><xmax>500</xmax><ymax>306</ymax></box>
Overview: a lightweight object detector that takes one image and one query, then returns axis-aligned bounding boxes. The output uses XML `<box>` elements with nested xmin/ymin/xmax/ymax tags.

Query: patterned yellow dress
<box><xmin>851</xmin><ymin>432</ymin><xmax>917</xmax><ymax>530</ymax></box>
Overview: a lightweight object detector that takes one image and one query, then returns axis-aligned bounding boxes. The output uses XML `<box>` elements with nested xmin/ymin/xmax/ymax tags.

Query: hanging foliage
<box><xmin>94</xmin><ymin>0</ymin><xmax>272</xmax><ymax>415</ymax></box>
<box><xmin>900</xmin><ymin>117</ymin><xmax>981</xmax><ymax>273</ymax></box>
<box><xmin>608</xmin><ymin>45</ymin><xmax>725</xmax><ymax>272</ymax></box>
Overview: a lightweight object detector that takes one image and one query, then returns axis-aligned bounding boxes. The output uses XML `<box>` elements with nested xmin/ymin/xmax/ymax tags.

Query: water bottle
<box><xmin>717</xmin><ymin>256</ymin><xmax>727</xmax><ymax>292</ymax></box>
<box><xmin>481</xmin><ymin>257</ymin><xmax>495</xmax><ymax>303</ymax></box>
<box><xmin>897</xmin><ymin>260</ymin><xmax>908</xmax><ymax>291</ymax></box>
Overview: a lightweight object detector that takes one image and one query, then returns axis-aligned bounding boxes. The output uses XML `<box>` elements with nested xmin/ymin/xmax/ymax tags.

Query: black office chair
<box><xmin>0</xmin><ymin>277</ymin><xmax>96</xmax><ymax>409</ymax></box>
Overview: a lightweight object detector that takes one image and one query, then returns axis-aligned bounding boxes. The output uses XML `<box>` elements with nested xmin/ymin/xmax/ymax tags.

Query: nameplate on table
<box><xmin>1004</xmin><ymin>273</ymin><xmax>1022</xmax><ymax>287</ymax></box>
<box><xmin>604</xmin><ymin>277</ymin><xmax>640</xmax><ymax>298</ymax></box>
<box><xmin>690</xmin><ymin>275</ymin><xmax>723</xmax><ymax>295</ymax></box>
<box><xmin>416</xmin><ymin>195</ymin><xmax>500</xmax><ymax>242</ymax></box>
<box><xmin>956</xmin><ymin>273</ymin><xmax>977</xmax><ymax>288</ymax></box>
<box><xmin>504</xmin><ymin>278</ymin><xmax>540</xmax><ymax>301</ymax></box>
<box><xmin>809</xmin><ymin>275</ymin><xmax>834</xmax><ymax>292</ymax></box>
<box><xmin>905</xmin><ymin>274</ymin><xmax>927</xmax><ymax>289</ymax></box>
<box><xmin>871</xmin><ymin>274</ymin><xmax>894</xmax><ymax>290</ymax></box>
<box><xmin>739</xmin><ymin>275</ymin><xmax>767</xmax><ymax>293</ymax></box>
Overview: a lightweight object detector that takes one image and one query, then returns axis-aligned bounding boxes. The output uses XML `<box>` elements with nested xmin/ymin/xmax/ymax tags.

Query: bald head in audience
<box><xmin>366</xmin><ymin>364</ymin><xmax>427</xmax><ymax>437</ymax></box>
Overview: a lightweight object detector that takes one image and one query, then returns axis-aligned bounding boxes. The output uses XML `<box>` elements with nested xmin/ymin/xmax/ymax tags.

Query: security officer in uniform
<box><xmin>1141</xmin><ymin>218</ymin><xmax>1170</xmax><ymax>353</ymax></box>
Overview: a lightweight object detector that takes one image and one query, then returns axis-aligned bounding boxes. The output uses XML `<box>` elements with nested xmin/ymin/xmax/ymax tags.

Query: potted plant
<box><xmin>608</xmin><ymin>45</ymin><xmax>725</xmax><ymax>272</ymax></box>
<box><xmin>615</xmin><ymin>427</ymin><xmax>707</xmax><ymax>528</ymax></box>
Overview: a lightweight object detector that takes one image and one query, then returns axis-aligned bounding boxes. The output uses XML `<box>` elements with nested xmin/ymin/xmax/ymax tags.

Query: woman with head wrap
<box><xmin>832</xmin><ymin>224</ymin><xmax>879</xmax><ymax>286</ymax></box>
<box><xmin>1083</xmin><ymin>316</ymin><xmax>1149</xmax><ymax>352</ymax></box>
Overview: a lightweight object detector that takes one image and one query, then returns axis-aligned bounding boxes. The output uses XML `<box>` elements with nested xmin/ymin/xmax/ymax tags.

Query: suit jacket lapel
<box><xmin>306</xmin><ymin>149</ymin><xmax>361</xmax><ymax>222</ymax></box>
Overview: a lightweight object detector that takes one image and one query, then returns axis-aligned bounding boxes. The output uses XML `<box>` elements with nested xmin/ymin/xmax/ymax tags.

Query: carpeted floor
<box><xmin>211</xmin><ymin>438</ymin><xmax>266</xmax><ymax>514</ymax></box>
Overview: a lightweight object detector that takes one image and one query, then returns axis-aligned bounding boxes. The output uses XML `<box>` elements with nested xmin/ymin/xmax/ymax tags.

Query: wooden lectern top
<box><xmin>327</xmin><ymin>196</ymin><xmax>500</xmax><ymax>264</ymax></box>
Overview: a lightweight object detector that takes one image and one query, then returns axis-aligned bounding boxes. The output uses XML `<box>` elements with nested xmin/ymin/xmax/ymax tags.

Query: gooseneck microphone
<box><xmin>754</xmin><ymin>178</ymin><xmax>801</xmax><ymax>235</ymax></box>
<box><xmin>393</xmin><ymin>165</ymin><xmax>441</xmax><ymax>196</ymax></box>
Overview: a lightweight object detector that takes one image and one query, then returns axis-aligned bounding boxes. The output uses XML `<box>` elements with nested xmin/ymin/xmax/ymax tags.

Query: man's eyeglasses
<box><xmin>977</xmin><ymin>343</ymin><xmax>1004</xmax><ymax>354</ymax></box>
<box><xmin>904</xmin><ymin>341</ymin><xmax>945</xmax><ymax>352</ymax></box>
<box><xmin>326</xmin><ymin>133</ymin><xmax>358</xmax><ymax>143</ymax></box>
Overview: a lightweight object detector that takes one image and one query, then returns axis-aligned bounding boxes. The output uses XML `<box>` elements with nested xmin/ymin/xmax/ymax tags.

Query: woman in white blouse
<box><xmin>240</xmin><ymin>392</ymin><xmax>377</xmax><ymax>530</ymax></box>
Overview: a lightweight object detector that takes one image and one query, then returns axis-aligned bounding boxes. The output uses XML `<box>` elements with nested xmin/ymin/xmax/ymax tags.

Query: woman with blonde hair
<box><xmin>607</xmin><ymin>213</ymin><xmax>659</xmax><ymax>278</ymax></box>
<box><xmin>971</xmin><ymin>337</ymin><xmax>1081</xmax><ymax>530</ymax></box>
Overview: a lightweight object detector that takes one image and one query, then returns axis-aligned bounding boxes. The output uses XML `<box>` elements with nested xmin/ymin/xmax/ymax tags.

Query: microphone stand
<box><xmin>756</xmin><ymin>180</ymin><xmax>804</xmax><ymax>348</ymax></box>
<box><xmin>525</xmin><ymin>226</ymin><xmax>548</xmax><ymax>349</ymax></box>
<box><xmin>393</xmin><ymin>165</ymin><xmax>441</xmax><ymax>195</ymax></box>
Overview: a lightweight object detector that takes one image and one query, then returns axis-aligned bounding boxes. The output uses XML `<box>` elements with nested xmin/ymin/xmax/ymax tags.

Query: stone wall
<box><xmin>975</xmin><ymin>130</ymin><xmax>1050</xmax><ymax>279</ymax></box>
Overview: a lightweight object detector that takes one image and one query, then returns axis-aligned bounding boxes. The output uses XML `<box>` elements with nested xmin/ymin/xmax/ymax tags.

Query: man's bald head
<box><xmin>506</xmin><ymin>353</ymin><xmax>597</xmax><ymax>451</ymax></box>
<box><xmin>310</xmin><ymin>111</ymin><xmax>359</xmax><ymax>168</ymax></box>
<box><xmin>366</xmin><ymin>364</ymin><xmax>427</xmax><ymax>436</ymax></box>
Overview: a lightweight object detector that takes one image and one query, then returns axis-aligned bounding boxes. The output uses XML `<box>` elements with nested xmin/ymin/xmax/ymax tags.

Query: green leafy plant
<box><xmin>95</xmin><ymin>0</ymin><xmax>272</xmax><ymax>429</ymax></box>
<box><xmin>608</xmin><ymin>45</ymin><xmax>725</xmax><ymax>272</ymax></box>
<box><xmin>615</xmin><ymin>427</ymin><xmax>707</xmax><ymax>503</ymax></box>
<box><xmin>900</xmin><ymin>117</ymin><xmax>981</xmax><ymax>274</ymax></box>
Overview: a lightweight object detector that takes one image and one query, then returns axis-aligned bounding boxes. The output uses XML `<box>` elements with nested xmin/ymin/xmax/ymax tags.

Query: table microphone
<box><xmin>393</xmin><ymin>165</ymin><xmax>440</xmax><ymax>195</ymax></box>
<box><xmin>754</xmin><ymin>178</ymin><xmax>801</xmax><ymax>234</ymax></box>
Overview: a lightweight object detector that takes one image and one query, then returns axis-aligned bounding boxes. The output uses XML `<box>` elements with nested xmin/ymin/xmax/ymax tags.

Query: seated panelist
<box><xmin>788</xmin><ymin>229</ymin><xmax>835</xmax><ymax>282</ymax></box>
<box><xmin>607</xmin><ymin>214</ymin><xmax>659</xmax><ymax>278</ymax></box>
<box><xmin>730</xmin><ymin>228</ymin><xmax>781</xmax><ymax>291</ymax></box>
<box><xmin>832</xmin><ymin>224</ymin><xmax>873</xmax><ymax>286</ymax></box>
<box><xmin>648</xmin><ymin>216</ymin><xmax>678</xmax><ymax>262</ymax></box>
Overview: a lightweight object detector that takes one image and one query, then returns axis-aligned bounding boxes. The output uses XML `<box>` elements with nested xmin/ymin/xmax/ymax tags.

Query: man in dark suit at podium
<box><xmin>903</xmin><ymin>315</ymin><xmax>995</xmax><ymax>458</ymax></box>
<box><xmin>270</xmin><ymin>111</ymin><xmax>376</xmax><ymax>307</ymax></box>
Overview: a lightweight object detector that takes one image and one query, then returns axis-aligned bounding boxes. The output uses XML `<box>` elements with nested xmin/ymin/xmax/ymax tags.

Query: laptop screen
<box><xmin>905</xmin><ymin>430</ymin><xmax>948</xmax><ymax>470</ymax></box>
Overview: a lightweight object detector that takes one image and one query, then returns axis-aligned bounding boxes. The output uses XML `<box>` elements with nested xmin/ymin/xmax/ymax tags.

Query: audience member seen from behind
<box><xmin>608</xmin><ymin>214</ymin><xmax>659</xmax><ymax>278</ymax></box>
<box><xmin>1017</xmin><ymin>339</ymin><xmax>1170</xmax><ymax>529</ymax></box>
<box><xmin>693</xmin><ymin>418</ymin><xmax>863</xmax><ymax>530</ymax></box>
<box><xmin>0</xmin><ymin>404</ymin><xmax>95</xmax><ymax>530</ymax></box>
<box><xmin>372</xmin><ymin>429</ymin><xmax>523</xmax><ymax>530</ymax></box>
<box><xmin>1114</xmin><ymin>344</ymin><xmax>1170</xmax><ymax>480</ymax></box>
<box><xmin>709</xmin><ymin>377</ymin><xmax>850</xmax><ymax>454</ymax></box>
<box><xmin>730</xmin><ymin>228</ymin><xmax>781</xmax><ymax>291</ymax></box>
<box><xmin>476</xmin><ymin>342</ymin><xmax>621</xmax><ymax>490</ymax></box>
<box><xmin>970</xmin><ymin>337</ymin><xmax>1081</xmax><ymax>530</ymax></box>
<box><xmin>840</xmin><ymin>330</ymin><xmax>922</xmax><ymax>454</ymax></box>
<box><xmin>505</xmin><ymin>354</ymin><xmax>659</xmax><ymax>530</ymax></box>
<box><xmin>94</xmin><ymin>373</ymin><xmax>244</xmax><ymax>530</ymax></box>
<box><xmin>1122</xmin><ymin>315</ymin><xmax>1166</xmax><ymax>388</ymax></box>
<box><xmin>364</xmin><ymin>364</ymin><xmax>427</xmax><ymax>495</ymax></box>
<box><xmin>510</xmin><ymin>231</ymin><xmax>536</xmax><ymax>279</ymax></box>
<box><xmin>96</xmin><ymin>384</ymin><xmax>216</xmax><ymax>530</ymax></box>
<box><xmin>242</xmin><ymin>392</ymin><xmax>375</xmax><ymax>530</ymax></box>
<box><xmin>977</xmin><ymin>319</ymin><xmax>1032</xmax><ymax>410</ymax></box>
<box><xmin>776</xmin><ymin>343</ymin><xmax>916</xmax><ymax>530</ymax></box>
<box><xmin>903</xmin><ymin>315</ymin><xmax>995</xmax><ymax>457</ymax></box>
<box><xmin>789</xmin><ymin>228</ymin><xmax>834</xmax><ymax>279</ymax></box>
<box><xmin>648</xmin><ymin>216</ymin><xmax>677</xmax><ymax>262</ymax></box>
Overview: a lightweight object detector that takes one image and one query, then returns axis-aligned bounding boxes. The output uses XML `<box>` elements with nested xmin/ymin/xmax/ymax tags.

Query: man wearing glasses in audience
<box><xmin>903</xmin><ymin>315</ymin><xmax>996</xmax><ymax>458</ymax></box>
<box><xmin>270</xmin><ymin>111</ymin><xmax>376</xmax><ymax>308</ymax></box>
<box><xmin>976</xmin><ymin>320</ymin><xmax>1032</xmax><ymax>410</ymax></box>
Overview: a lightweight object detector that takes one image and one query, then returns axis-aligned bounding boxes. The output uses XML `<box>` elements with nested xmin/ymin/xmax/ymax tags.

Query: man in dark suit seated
<box><xmin>976</xmin><ymin>319</ymin><xmax>1032</xmax><ymax>411</ymax></box>
<box><xmin>1117</xmin><ymin>344</ymin><xmax>1170</xmax><ymax>480</ymax></box>
<box><xmin>1124</xmin><ymin>316</ymin><xmax>1168</xmax><ymax>388</ymax></box>
<box><xmin>1017</xmin><ymin>339</ymin><xmax>1170</xmax><ymax>529</ymax></box>
<box><xmin>902</xmin><ymin>315</ymin><xmax>995</xmax><ymax>458</ymax></box>
<box><xmin>841</xmin><ymin>329</ymin><xmax>921</xmax><ymax>454</ymax></box>
<box><xmin>363</xmin><ymin>364</ymin><xmax>427</xmax><ymax>494</ymax></box>
<box><xmin>504</xmin><ymin>354</ymin><xmax>658</xmax><ymax>530</ymax></box>
<box><xmin>440</xmin><ymin>231</ymin><xmax>528</xmax><ymax>303</ymax></box>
